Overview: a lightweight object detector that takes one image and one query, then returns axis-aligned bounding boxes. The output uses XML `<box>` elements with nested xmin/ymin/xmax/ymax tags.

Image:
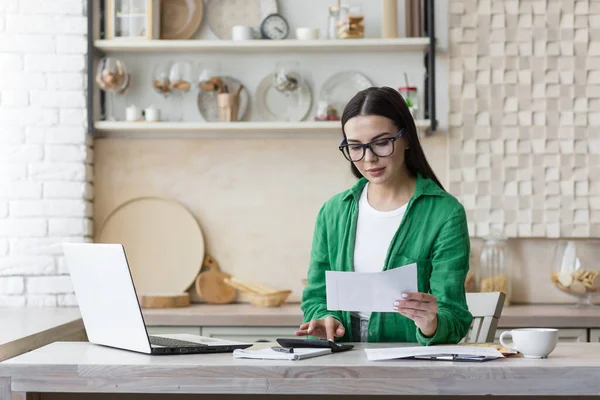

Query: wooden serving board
<box><xmin>195</xmin><ymin>255</ymin><xmax>237</xmax><ymax>304</ymax></box>
<box><xmin>137</xmin><ymin>293</ymin><xmax>190</xmax><ymax>308</ymax></box>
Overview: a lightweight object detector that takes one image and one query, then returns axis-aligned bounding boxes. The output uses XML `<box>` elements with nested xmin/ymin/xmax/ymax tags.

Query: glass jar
<box><xmin>551</xmin><ymin>240</ymin><xmax>600</xmax><ymax>308</ymax></box>
<box><xmin>465</xmin><ymin>250</ymin><xmax>478</xmax><ymax>293</ymax></box>
<box><xmin>96</xmin><ymin>57</ymin><xmax>130</xmax><ymax>121</ymax></box>
<box><xmin>398</xmin><ymin>86</ymin><xmax>418</xmax><ymax>118</ymax></box>
<box><xmin>196</xmin><ymin>60</ymin><xmax>221</xmax><ymax>92</ymax></box>
<box><xmin>337</xmin><ymin>6</ymin><xmax>364</xmax><ymax>39</ymax></box>
<box><xmin>169</xmin><ymin>61</ymin><xmax>192</xmax><ymax>93</ymax></box>
<box><xmin>327</xmin><ymin>5</ymin><xmax>341</xmax><ymax>39</ymax></box>
<box><xmin>478</xmin><ymin>235</ymin><xmax>511</xmax><ymax>306</ymax></box>
<box><xmin>273</xmin><ymin>61</ymin><xmax>303</xmax><ymax>95</ymax></box>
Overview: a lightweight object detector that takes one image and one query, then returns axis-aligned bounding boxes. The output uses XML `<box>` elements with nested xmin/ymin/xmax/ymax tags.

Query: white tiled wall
<box><xmin>0</xmin><ymin>0</ymin><xmax>92</xmax><ymax>306</ymax></box>
<box><xmin>448</xmin><ymin>0</ymin><xmax>600</xmax><ymax>239</ymax></box>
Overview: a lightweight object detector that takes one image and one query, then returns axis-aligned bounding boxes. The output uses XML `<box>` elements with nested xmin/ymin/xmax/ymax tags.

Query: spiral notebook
<box><xmin>233</xmin><ymin>347</ymin><xmax>332</xmax><ymax>361</ymax></box>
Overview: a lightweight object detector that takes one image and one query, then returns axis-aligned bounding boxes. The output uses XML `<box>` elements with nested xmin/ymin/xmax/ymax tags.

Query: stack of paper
<box><xmin>326</xmin><ymin>263</ymin><xmax>418</xmax><ymax>312</ymax></box>
<box><xmin>233</xmin><ymin>347</ymin><xmax>332</xmax><ymax>361</ymax></box>
<box><xmin>364</xmin><ymin>346</ymin><xmax>504</xmax><ymax>362</ymax></box>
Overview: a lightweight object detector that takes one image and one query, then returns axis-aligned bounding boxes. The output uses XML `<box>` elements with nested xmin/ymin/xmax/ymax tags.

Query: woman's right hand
<box><xmin>294</xmin><ymin>316</ymin><xmax>345</xmax><ymax>341</ymax></box>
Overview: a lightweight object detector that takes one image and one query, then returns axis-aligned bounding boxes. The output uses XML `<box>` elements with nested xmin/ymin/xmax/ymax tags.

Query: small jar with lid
<box><xmin>337</xmin><ymin>5</ymin><xmax>364</xmax><ymax>39</ymax></box>
<box><xmin>398</xmin><ymin>86</ymin><xmax>418</xmax><ymax>118</ymax></box>
<box><xmin>327</xmin><ymin>5</ymin><xmax>341</xmax><ymax>39</ymax></box>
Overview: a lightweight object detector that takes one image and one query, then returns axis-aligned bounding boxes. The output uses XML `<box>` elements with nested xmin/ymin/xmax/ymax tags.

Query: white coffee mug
<box><xmin>296</xmin><ymin>27</ymin><xmax>319</xmax><ymax>40</ymax></box>
<box><xmin>499</xmin><ymin>328</ymin><xmax>559</xmax><ymax>359</ymax></box>
<box><xmin>232</xmin><ymin>25</ymin><xmax>255</xmax><ymax>40</ymax></box>
<box><xmin>143</xmin><ymin>105</ymin><xmax>160</xmax><ymax>122</ymax></box>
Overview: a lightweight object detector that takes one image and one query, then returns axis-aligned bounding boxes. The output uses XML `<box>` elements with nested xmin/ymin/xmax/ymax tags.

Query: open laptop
<box><xmin>62</xmin><ymin>242</ymin><xmax>253</xmax><ymax>355</ymax></box>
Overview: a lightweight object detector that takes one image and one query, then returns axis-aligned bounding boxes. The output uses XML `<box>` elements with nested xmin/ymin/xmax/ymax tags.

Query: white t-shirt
<box><xmin>353</xmin><ymin>183</ymin><xmax>407</xmax><ymax>320</ymax></box>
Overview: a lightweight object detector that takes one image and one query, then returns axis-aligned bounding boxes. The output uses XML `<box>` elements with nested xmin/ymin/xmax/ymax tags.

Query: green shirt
<box><xmin>301</xmin><ymin>173</ymin><xmax>473</xmax><ymax>345</ymax></box>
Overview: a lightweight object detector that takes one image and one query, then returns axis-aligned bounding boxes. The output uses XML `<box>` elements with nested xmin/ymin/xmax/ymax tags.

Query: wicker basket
<box><xmin>223</xmin><ymin>277</ymin><xmax>291</xmax><ymax>307</ymax></box>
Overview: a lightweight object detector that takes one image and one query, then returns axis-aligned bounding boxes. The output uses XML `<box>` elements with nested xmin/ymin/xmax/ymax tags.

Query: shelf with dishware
<box><xmin>94</xmin><ymin>119</ymin><xmax>433</xmax><ymax>138</ymax></box>
<box><xmin>94</xmin><ymin>37</ymin><xmax>432</xmax><ymax>53</ymax></box>
<box><xmin>88</xmin><ymin>0</ymin><xmax>438</xmax><ymax>135</ymax></box>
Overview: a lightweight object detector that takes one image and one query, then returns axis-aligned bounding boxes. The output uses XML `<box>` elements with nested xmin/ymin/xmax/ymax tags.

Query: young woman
<box><xmin>296</xmin><ymin>87</ymin><xmax>472</xmax><ymax>345</ymax></box>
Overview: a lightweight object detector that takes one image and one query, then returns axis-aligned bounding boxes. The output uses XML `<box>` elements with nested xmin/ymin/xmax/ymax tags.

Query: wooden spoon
<box><xmin>234</xmin><ymin>84</ymin><xmax>244</xmax><ymax>98</ymax></box>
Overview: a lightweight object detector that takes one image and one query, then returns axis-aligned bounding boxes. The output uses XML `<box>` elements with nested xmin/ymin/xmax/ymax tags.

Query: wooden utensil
<box><xmin>217</xmin><ymin>92</ymin><xmax>240</xmax><ymax>122</ymax></box>
<box><xmin>194</xmin><ymin>255</ymin><xmax>237</xmax><ymax>304</ymax></box>
<box><xmin>137</xmin><ymin>293</ymin><xmax>190</xmax><ymax>308</ymax></box>
<box><xmin>223</xmin><ymin>276</ymin><xmax>291</xmax><ymax>307</ymax></box>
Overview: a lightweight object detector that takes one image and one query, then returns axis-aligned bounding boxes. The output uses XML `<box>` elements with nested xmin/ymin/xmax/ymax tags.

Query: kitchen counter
<box><xmin>0</xmin><ymin>307</ymin><xmax>85</xmax><ymax>362</ymax></box>
<box><xmin>1</xmin><ymin>342</ymin><xmax>600</xmax><ymax>398</ymax></box>
<box><xmin>142</xmin><ymin>302</ymin><xmax>600</xmax><ymax>328</ymax></box>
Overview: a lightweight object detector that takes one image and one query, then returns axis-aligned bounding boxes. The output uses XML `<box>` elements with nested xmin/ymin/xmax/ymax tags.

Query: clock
<box><xmin>260</xmin><ymin>13</ymin><xmax>289</xmax><ymax>40</ymax></box>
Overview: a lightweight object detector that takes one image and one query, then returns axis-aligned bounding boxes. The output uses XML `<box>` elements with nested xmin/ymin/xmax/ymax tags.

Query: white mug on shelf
<box><xmin>499</xmin><ymin>328</ymin><xmax>559</xmax><ymax>359</ymax></box>
<box><xmin>125</xmin><ymin>104</ymin><xmax>139</xmax><ymax>121</ymax></box>
<box><xmin>232</xmin><ymin>25</ymin><xmax>255</xmax><ymax>40</ymax></box>
<box><xmin>296</xmin><ymin>27</ymin><xmax>319</xmax><ymax>40</ymax></box>
<box><xmin>143</xmin><ymin>105</ymin><xmax>160</xmax><ymax>122</ymax></box>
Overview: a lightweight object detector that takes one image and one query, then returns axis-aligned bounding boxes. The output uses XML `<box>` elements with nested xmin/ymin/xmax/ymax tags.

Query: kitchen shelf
<box><xmin>87</xmin><ymin>0</ymin><xmax>437</xmax><ymax>134</ymax></box>
<box><xmin>94</xmin><ymin>37</ymin><xmax>431</xmax><ymax>53</ymax></box>
<box><xmin>94</xmin><ymin>120</ymin><xmax>432</xmax><ymax>138</ymax></box>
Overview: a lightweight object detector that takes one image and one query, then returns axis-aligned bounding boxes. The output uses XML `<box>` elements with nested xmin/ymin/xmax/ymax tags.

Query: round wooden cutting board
<box><xmin>97</xmin><ymin>197</ymin><xmax>205</xmax><ymax>295</ymax></box>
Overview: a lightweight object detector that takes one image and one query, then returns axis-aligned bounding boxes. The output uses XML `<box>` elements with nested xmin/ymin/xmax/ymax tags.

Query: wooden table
<box><xmin>1</xmin><ymin>342</ymin><xmax>600</xmax><ymax>399</ymax></box>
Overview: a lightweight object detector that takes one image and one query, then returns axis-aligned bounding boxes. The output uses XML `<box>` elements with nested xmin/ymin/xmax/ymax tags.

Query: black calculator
<box><xmin>276</xmin><ymin>338</ymin><xmax>354</xmax><ymax>353</ymax></box>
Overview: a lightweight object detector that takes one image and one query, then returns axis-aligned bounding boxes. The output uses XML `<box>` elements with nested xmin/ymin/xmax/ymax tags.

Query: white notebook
<box><xmin>233</xmin><ymin>347</ymin><xmax>332</xmax><ymax>361</ymax></box>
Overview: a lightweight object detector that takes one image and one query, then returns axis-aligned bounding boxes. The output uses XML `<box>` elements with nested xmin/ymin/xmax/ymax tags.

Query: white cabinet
<box><xmin>146</xmin><ymin>325</ymin><xmax>596</xmax><ymax>344</ymax></box>
<box><xmin>494</xmin><ymin>328</ymin><xmax>588</xmax><ymax>343</ymax></box>
<box><xmin>146</xmin><ymin>326</ymin><xmax>202</xmax><ymax>335</ymax></box>
<box><xmin>555</xmin><ymin>329</ymin><xmax>588</xmax><ymax>342</ymax></box>
<box><xmin>146</xmin><ymin>325</ymin><xmax>293</xmax><ymax>343</ymax></box>
<box><xmin>201</xmin><ymin>326</ymin><xmax>294</xmax><ymax>343</ymax></box>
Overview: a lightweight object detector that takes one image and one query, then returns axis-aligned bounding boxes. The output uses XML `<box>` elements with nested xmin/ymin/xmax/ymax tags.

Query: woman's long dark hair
<box><xmin>341</xmin><ymin>86</ymin><xmax>444</xmax><ymax>190</ymax></box>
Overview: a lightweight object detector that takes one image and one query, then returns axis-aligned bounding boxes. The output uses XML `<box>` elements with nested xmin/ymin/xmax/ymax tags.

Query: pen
<box><xmin>271</xmin><ymin>346</ymin><xmax>294</xmax><ymax>353</ymax></box>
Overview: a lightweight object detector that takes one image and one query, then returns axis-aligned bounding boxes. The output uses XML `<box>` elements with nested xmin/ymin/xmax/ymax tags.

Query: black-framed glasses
<box><xmin>338</xmin><ymin>129</ymin><xmax>405</xmax><ymax>162</ymax></box>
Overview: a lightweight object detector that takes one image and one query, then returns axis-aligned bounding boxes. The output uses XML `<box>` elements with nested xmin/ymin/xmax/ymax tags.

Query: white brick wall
<box><xmin>0</xmin><ymin>0</ymin><xmax>91</xmax><ymax>306</ymax></box>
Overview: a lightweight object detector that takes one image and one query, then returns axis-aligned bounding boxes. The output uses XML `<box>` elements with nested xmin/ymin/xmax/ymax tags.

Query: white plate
<box><xmin>255</xmin><ymin>73</ymin><xmax>313</xmax><ymax>122</ymax></box>
<box><xmin>206</xmin><ymin>0</ymin><xmax>278</xmax><ymax>40</ymax></box>
<box><xmin>197</xmin><ymin>76</ymin><xmax>249</xmax><ymax>122</ymax></box>
<box><xmin>319</xmin><ymin>71</ymin><xmax>373</xmax><ymax>116</ymax></box>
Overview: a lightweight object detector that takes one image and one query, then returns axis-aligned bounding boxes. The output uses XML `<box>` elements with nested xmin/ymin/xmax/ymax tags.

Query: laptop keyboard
<box><xmin>149</xmin><ymin>336</ymin><xmax>207</xmax><ymax>348</ymax></box>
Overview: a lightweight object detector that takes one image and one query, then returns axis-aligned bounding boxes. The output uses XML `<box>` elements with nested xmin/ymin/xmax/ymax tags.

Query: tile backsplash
<box><xmin>447</xmin><ymin>0</ymin><xmax>600</xmax><ymax>239</ymax></box>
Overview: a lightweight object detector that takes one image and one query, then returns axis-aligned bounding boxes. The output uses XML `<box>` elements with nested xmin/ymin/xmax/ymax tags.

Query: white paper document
<box><xmin>233</xmin><ymin>347</ymin><xmax>332</xmax><ymax>361</ymax></box>
<box><xmin>364</xmin><ymin>346</ymin><xmax>504</xmax><ymax>361</ymax></box>
<box><xmin>326</xmin><ymin>263</ymin><xmax>418</xmax><ymax>312</ymax></box>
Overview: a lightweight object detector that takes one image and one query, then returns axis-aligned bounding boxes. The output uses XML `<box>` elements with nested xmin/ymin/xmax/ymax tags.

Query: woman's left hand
<box><xmin>393</xmin><ymin>292</ymin><xmax>438</xmax><ymax>337</ymax></box>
